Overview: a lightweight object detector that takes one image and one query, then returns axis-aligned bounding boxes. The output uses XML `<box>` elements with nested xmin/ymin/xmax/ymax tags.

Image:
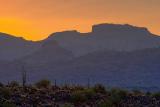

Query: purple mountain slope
<box><xmin>46</xmin><ymin>23</ymin><xmax>160</xmax><ymax>56</ymax></box>
<box><xmin>0</xmin><ymin>33</ymin><xmax>41</xmax><ymax>61</ymax></box>
<box><xmin>0</xmin><ymin>23</ymin><xmax>160</xmax><ymax>91</ymax></box>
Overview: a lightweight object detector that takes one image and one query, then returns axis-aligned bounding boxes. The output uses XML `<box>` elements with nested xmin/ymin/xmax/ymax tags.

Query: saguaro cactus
<box><xmin>22</xmin><ymin>65</ymin><xmax>27</xmax><ymax>87</ymax></box>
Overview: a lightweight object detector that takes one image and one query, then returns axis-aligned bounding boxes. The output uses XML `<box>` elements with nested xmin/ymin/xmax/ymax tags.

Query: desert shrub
<box><xmin>132</xmin><ymin>89</ymin><xmax>143</xmax><ymax>96</ymax></box>
<box><xmin>152</xmin><ymin>92</ymin><xmax>160</xmax><ymax>98</ymax></box>
<box><xmin>70</xmin><ymin>88</ymin><xmax>96</xmax><ymax>103</ymax></box>
<box><xmin>70</xmin><ymin>90</ymin><xmax>87</xmax><ymax>103</ymax></box>
<box><xmin>109</xmin><ymin>88</ymin><xmax>128</xmax><ymax>104</ymax></box>
<box><xmin>146</xmin><ymin>91</ymin><xmax>151</xmax><ymax>96</ymax></box>
<box><xmin>0</xmin><ymin>82</ymin><xmax>4</xmax><ymax>87</ymax></box>
<box><xmin>72</xmin><ymin>85</ymin><xmax>84</xmax><ymax>91</ymax></box>
<box><xmin>0</xmin><ymin>102</ymin><xmax>16</xmax><ymax>107</ymax></box>
<box><xmin>98</xmin><ymin>100</ymin><xmax>114</xmax><ymax>107</ymax></box>
<box><xmin>83</xmin><ymin>88</ymin><xmax>96</xmax><ymax>99</ymax></box>
<box><xmin>0</xmin><ymin>87</ymin><xmax>11</xmax><ymax>99</ymax></box>
<box><xmin>61</xmin><ymin>103</ymin><xmax>73</xmax><ymax>107</ymax></box>
<box><xmin>62</xmin><ymin>84</ymin><xmax>70</xmax><ymax>90</ymax></box>
<box><xmin>35</xmin><ymin>79</ymin><xmax>51</xmax><ymax>88</ymax></box>
<box><xmin>93</xmin><ymin>84</ymin><xmax>106</xmax><ymax>94</ymax></box>
<box><xmin>9</xmin><ymin>81</ymin><xmax>19</xmax><ymax>87</ymax></box>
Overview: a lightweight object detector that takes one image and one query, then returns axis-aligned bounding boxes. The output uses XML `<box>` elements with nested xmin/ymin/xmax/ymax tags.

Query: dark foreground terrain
<box><xmin>0</xmin><ymin>80</ymin><xmax>160</xmax><ymax>107</ymax></box>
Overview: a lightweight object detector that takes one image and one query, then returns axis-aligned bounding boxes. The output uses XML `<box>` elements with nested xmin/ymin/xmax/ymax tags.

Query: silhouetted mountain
<box><xmin>0</xmin><ymin>60</ymin><xmax>21</xmax><ymax>82</ymax></box>
<box><xmin>1</xmin><ymin>23</ymin><xmax>160</xmax><ymax>91</ymax></box>
<box><xmin>0</xmin><ymin>33</ymin><xmax>41</xmax><ymax>61</ymax></box>
<box><xmin>22</xmin><ymin>40</ymin><xmax>73</xmax><ymax>66</ymax></box>
<box><xmin>20</xmin><ymin>48</ymin><xmax>160</xmax><ymax>90</ymax></box>
<box><xmin>1</xmin><ymin>23</ymin><xmax>160</xmax><ymax>61</ymax></box>
<box><xmin>46</xmin><ymin>23</ymin><xmax>160</xmax><ymax>56</ymax></box>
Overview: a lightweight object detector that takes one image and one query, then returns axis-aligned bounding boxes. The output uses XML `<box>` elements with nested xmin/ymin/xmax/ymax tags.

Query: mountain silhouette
<box><xmin>0</xmin><ymin>33</ymin><xmax>41</xmax><ymax>61</ymax></box>
<box><xmin>46</xmin><ymin>23</ymin><xmax>160</xmax><ymax>56</ymax></box>
<box><xmin>0</xmin><ymin>23</ymin><xmax>160</xmax><ymax>91</ymax></box>
<box><xmin>22</xmin><ymin>40</ymin><xmax>73</xmax><ymax>65</ymax></box>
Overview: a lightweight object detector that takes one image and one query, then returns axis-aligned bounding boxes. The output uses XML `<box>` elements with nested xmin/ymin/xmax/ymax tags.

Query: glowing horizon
<box><xmin>0</xmin><ymin>0</ymin><xmax>160</xmax><ymax>40</ymax></box>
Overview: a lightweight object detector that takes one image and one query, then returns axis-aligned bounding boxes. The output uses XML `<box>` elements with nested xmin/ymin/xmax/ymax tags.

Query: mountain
<box><xmin>0</xmin><ymin>23</ymin><xmax>160</xmax><ymax>91</ymax></box>
<box><xmin>1</xmin><ymin>23</ymin><xmax>160</xmax><ymax>61</ymax></box>
<box><xmin>1</xmin><ymin>48</ymin><xmax>159</xmax><ymax>91</ymax></box>
<box><xmin>22</xmin><ymin>40</ymin><xmax>73</xmax><ymax>66</ymax></box>
<box><xmin>0</xmin><ymin>33</ymin><xmax>41</xmax><ymax>61</ymax></box>
<box><xmin>0</xmin><ymin>60</ymin><xmax>21</xmax><ymax>82</ymax></box>
<box><xmin>16</xmin><ymin>48</ymin><xmax>160</xmax><ymax>91</ymax></box>
<box><xmin>46</xmin><ymin>24</ymin><xmax>160</xmax><ymax>56</ymax></box>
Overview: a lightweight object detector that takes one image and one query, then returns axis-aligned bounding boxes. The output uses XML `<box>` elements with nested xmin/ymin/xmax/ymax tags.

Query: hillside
<box><xmin>0</xmin><ymin>23</ymin><xmax>160</xmax><ymax>91</ymax></box>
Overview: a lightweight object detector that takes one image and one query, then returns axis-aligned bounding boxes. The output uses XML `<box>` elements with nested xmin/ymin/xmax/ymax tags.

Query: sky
<box><xmin>0</xmin><ymin>0</ymin><xmax>159</xmax><ymax>41</ymax></box>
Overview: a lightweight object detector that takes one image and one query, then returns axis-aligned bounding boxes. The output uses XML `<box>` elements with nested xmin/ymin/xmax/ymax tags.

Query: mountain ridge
<box><xmin>1</xmin><ymin>23</ymin><xmax>159</xmax><ymax>42</ymax></box>
<box><xmin>1</xmin><ymin>23</ymin><xmax>160</xmax><ymax>60</ymax></box>
<box><xmin>0</xmin><ymin>23</ymin><xmax>160</xmax><ymax>90</ymax></box>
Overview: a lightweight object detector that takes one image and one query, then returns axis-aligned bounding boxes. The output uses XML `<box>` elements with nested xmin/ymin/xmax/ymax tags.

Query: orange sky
<box><xmin>0</xmin><ymin>0</ymin><xmax>159</xmax><ymax>41</ymax></box>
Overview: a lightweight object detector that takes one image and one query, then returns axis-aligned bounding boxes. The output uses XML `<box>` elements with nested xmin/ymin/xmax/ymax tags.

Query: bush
<box><xmin>0</xmin><ymin>82</ymin><xmax>4</xmax><ymax>87</ymax></box>
<box><xmin>132</xmin><ymin>89</ymin><xmax>143</xmax><ymax>96</ymax></box>
<box><xmin>71</xmin><ymin>90</ymin><xmax>87</xmax><ymax>103</ymax></box>
<box><xmin>61</xmin><ymin>103</ymin><xmax>73</xmax><ymax>107</ymax></box>
<box><xmin>93</xmin><ymin>84</ymin><xmax>106</xmax><ymax>94</ymax></box>
<box><xmin>35</xmin><ymin>79</ymin><xmax>51</xmax><ymax>88</ymax></box>
<box><xmin>0</xmin><ymin>102</ymin><xmax>16</xmax><ymax>107</ymax></box>
<box><xmin>98</xmin><ymin>100</ymin><xmax>114</xmax><ymax>107</ymax></box>
<box><xmin>152</xmin><ymin>92</ymin><xmax>160</xmax><ymax>98</ymax></box>
<box><xmin>72</xmin><ymin>85</ymin><xmax>84</xmax><ymax>91</ymax></box>
<box><xmin>83</xmin><ymin>88</ymin><xmax>96</xmax><ymax>99</ymax></box>
<box><xmin>9</xmin><ymin>81</ymin><xmax>19</xmax><ymax>87</ymax></box>
<box><xmin>70</xmin><ymin>88</ymin><xmax>96</xmax><ymax>103</ymax></box>
<box><xmin>109</xmin><ymin>88</ymin><xmax>128</xmax><ymax>104</ymax></box>
<box><xmin>146</xmin><ymin>91</ymin><xmax>151</xmax><ymax>96</ymax></box>
<box><xmin>0</xmin><ymin>87</ymin><xmax>11</xmax><ymax>99</ymax></box>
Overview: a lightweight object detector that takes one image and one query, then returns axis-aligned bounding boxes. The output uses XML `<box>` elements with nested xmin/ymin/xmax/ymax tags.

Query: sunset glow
<box><xmin>0</xmin><ymin>0</ymin><xmax>159</xmax><ymax>40</ymax></box>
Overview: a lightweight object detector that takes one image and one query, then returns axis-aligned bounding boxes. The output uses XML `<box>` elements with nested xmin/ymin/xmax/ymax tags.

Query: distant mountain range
<box><xmin>0</xmin><ymin>23</ymin><xmax>160</xmax><ymax>91</ymax></box>
<box><xmin>0</xmin><ymin>33</ymin><xmax>41</xmax><ymax>61</ymax></box>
